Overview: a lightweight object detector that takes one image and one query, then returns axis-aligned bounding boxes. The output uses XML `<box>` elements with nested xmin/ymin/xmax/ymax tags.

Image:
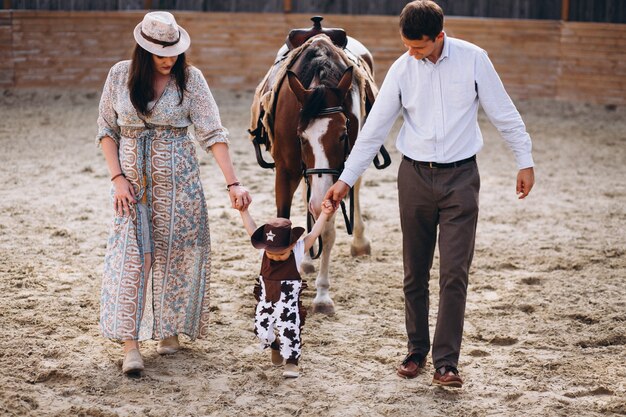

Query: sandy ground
<box><xmin>0</xmin><ymin>87</ymin><xmax>625</xmax><ymax>417</ymax></box>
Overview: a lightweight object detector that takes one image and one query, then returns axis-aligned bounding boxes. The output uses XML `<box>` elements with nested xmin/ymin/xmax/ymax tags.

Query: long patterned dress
<box><xmin>96</xmin><ymin>60</ymin><xmax>228</xmax><ymax>341</ymax></box>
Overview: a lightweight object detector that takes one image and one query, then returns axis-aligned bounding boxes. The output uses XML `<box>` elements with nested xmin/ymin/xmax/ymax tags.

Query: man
<box><xmin>324</xmin><ymin>0</ymin><xmax>535</xmax><ymax>388</ymax></box>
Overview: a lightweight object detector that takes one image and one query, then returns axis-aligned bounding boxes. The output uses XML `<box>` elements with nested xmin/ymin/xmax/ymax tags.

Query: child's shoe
<box><xmin>283</xmin><ymin>363</ymin><xmax>299</xmax><ymax>378</ymax></box>
<box><xmin>270</xmin><ymin>338</ymin><xmax>284</xmax><ymax>366</ymax></box>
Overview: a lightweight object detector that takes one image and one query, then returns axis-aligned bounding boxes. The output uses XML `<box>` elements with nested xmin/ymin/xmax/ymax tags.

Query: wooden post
<box><xmin>561</xmin><ymin>0</ymin><xmax>570</xmax><ymax>21</ymax></box>
<box><xmin>284</xmin><ymin>0</ymin><xmax>292</xmax><ymax>13</ymax></box>
<box><xmin>144</xmin><ymin>0</ymin><xmax>152</xmax><ymax>10</ymax></box>
<box><xmin>3</xmin><ymin>0</ymin><xmax>11</xmax><ymax>10</ymax></box>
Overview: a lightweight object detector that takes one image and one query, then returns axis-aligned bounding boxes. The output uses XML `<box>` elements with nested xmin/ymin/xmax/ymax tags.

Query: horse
<box><xmin>263</xmin><ymin>34</ymin><xmax>377</xmax><ymax>315</ymax></box>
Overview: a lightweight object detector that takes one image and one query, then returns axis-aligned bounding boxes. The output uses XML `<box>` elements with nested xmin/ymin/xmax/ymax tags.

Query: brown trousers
<box><xmin>397</xmin><ymin>157</ymin><xmax>480</xmax><ymax>369</ymax></box>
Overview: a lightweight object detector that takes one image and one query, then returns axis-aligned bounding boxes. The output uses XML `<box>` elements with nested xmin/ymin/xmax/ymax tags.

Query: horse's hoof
<box><xmin>350</xmin><ymin>242</ymin><xmax>371</xmax><ymax>257</ymax></box>
<box><xmin>312</xmin><ymin>302</ymin><xmax>335</xmax><ymax>315</ymax></box>
<box><xmin>301</xmin><ymin>262</ymin><xmax>316</xmax><ymax>274</ymax></box>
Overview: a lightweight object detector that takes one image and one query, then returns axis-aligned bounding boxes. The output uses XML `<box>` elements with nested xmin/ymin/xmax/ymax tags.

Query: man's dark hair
<box><xmin>399</xmin><ymin>0</ymin><xmax>444</xmax><ymax>41</ymax></box>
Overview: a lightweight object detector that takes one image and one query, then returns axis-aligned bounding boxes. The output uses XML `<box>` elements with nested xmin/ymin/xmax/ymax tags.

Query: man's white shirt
<box><xmin>340</xmin><ymin>33</ymin><xmax>534</xmax><ymax>187</ymax></box>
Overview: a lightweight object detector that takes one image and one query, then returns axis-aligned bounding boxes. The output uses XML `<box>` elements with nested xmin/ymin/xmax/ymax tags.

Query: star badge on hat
<box><xmin>266</xmin><ymin>230</ymin><xmax>275</xmax><ymax>241</ymax></box>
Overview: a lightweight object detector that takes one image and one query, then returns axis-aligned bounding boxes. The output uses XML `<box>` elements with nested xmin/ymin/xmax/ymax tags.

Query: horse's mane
<box><xmin>298</xmin><ymin>41</ymin><xmax>347</xmax><ymax>122</ymax></box>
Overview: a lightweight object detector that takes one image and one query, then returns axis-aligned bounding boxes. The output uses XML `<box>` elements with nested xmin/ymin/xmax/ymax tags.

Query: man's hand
<box><xmin>321</xmin><ymin>199</ymin><xmax>337</xmax><ymax>215</ymax></box>
<box><xmin>516</xmin><ymin>167</ymin><xmax>535</xmax><ymax>199</ymax></box>
<box><xmin>324</xmin><ymin>180</ymin><xmax>351</xmax><ymax>208</ymax></box>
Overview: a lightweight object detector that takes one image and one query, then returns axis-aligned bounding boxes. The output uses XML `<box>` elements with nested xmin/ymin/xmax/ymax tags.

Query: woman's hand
<box><xmin>113</xmin><ymin>175</ymin><xmax>136</xmax><ymax>217</ymax></box>
<box><xmin>228</xmin><ymin>185</ymin><xmax>252</xmax><ymax>211</ymax></box>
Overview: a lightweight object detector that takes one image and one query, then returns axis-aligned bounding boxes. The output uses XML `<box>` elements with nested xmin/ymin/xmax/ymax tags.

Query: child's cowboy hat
<box><xmin>133</xmin><ymin>11</ymin><xmax>191</xmax><ymax>57</ymax></box>
<box><xmin>251</xmin><ymin>218</ymin><xmax>305</xmax><ymax>252</ymax></box>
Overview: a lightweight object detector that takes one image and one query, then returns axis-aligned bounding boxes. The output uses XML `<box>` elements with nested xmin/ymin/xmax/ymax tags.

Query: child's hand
<box><xmin>322</xmin><ymin>199</ymin><xmax>337</xmax><ymax>215</ymax></box>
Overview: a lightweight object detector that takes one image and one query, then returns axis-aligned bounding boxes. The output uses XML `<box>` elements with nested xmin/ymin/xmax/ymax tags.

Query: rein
<box><xmin>302</xmin><ymin>106</ymin><xmax>354</xmax><ymax>259</ymax></box>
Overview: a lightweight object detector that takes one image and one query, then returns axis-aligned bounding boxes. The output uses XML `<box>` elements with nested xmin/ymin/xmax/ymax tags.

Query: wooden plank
<box><xmin>3</xmin><ymin>11</ymin><xmax>625</xmax><ymax>104</ymax></box>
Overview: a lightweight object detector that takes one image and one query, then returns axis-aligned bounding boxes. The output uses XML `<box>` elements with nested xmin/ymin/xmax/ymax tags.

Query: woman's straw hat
<box><xmin>133</xmin><ymin>11</ymin><xmax>190</xmax><ymax>57</ymax></box>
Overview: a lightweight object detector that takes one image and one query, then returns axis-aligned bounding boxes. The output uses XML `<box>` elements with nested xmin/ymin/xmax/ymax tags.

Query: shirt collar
<box><xmin>439</xmin><ymin>32</ymin><xmax>450</xmax><ymax>62</ymax></box>
<box><xmin>420</xmin><ymin>31</ymin><xmax>449</xmax><ymax>66</ymax></box>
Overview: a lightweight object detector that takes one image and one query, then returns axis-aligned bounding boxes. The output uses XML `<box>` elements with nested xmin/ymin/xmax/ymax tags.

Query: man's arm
<box><xmin>475</xmin><ymin>50</ymin><xmax>535</xmax><ymax>198</ymax></box>
<box><xmin>475</xmin><ymin>50</ymin><xmax>534</xmax><ymax>169</ymax></box>
<box><xmin>326</xmin><ymin>59</ymin><xmax>403</xmax><ymax>204</ymax></box>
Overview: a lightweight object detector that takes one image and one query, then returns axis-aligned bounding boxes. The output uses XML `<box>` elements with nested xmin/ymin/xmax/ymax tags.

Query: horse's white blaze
<box><xmin>303</xmin><ymin>117</ymin><xmax>334</xmax><ymax>217</ymax></box>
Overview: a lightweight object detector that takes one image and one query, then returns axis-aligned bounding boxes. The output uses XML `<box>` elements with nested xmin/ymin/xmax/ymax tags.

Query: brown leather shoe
<box><xmin>270</xmin><ymin>338</ymin><xmax>284</xmax><ymax>366</ymax></box>
<box><xmin>432</xmin><ymin>367</ymin><xmax>463</xmax><ymax>388</ymax></box>
<box><xmin>270</xmin><ymin>347</ymin><xmax>284</xmax><ymax>366</ymax></box>
<box><xmin>396</xmin><ymin>353</ymin><xmax>427</xmax><ymax>379</ymax></box>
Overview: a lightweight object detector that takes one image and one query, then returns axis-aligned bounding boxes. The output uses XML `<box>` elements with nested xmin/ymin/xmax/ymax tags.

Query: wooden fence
<box><xmin>1</xmin><ymin>11</ymin><xmax>625</xmax><ymax>105</ymax></box>
<box><xmin>3</xmin><ymin>0</ymin><xmax>626</xmax><ymax>23</ymax></box>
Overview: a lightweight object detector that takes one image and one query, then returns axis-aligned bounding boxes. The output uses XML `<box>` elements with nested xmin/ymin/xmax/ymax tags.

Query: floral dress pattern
<box><xmin>96</xmin><ymin>60</ymin><xmax>228</xmax><ymax>341</ymax></box>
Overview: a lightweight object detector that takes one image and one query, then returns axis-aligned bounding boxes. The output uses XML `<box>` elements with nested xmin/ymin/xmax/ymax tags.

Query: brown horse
<box><xmin>269</xmin><ymin>35</ymin><xmax>375</xmax><ymax>314</ymax></box>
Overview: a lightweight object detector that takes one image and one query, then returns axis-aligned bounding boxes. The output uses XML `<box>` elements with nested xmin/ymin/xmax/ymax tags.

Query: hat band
<box><xmin>140</xmin><ymin>29</ymin><xmax>181</xmax><ymax>48</ymax></box>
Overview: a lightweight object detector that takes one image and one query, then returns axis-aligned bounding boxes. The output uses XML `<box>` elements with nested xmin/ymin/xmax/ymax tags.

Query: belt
<box><xmin>121</xmin><ymin>126</ymin><xmax>188</xmax><ymax>139</ymax></box>
<box><xmin>402</xmin><ymin>155</ymin><xmax>476</xmax><ymax>169</ymax></box>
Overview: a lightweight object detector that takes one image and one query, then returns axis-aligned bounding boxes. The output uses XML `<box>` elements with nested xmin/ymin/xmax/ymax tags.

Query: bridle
<box><xmin>300</xmin><ymin>105</ymin><xmax>355</xmax><ymax>259</ymax></box>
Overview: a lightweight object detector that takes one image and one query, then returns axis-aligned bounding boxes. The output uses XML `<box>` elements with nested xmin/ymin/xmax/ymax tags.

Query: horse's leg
<box><xmin>350</xmin><ymin>177</ymin><xmax>371</xmax><ymax>256</ymax></box>
<box><xmin>299</xmin><ymin>184</ymin><xmax>316</xmax><ymax>274</ymax></box>
<box><xmin>312</xmin><ymin>212</ymin><xmax>336</xmax><ymax>315</ymax></box>
<box><xmin>274</xmin><ymin>163</ymin><xmax>300</xmax><ymax>219</ymax></box>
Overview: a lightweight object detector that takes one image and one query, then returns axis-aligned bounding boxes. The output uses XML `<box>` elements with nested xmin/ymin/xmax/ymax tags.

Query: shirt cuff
<box><xmin>338</xmin><ymin>167</ymin><xmax>361</xmax><ymax>188</ymax></box>
<box><xmin>202</xmin><ymin>136</ymin><xmax>230</xmax><ymax>152</ymax></box>
<box><xmin>516</xmin><ymin>154</ymin><xmax>534</xmax><ymax>170</ymax></box>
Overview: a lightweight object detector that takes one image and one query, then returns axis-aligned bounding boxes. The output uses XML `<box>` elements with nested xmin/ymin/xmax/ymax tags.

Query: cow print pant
<box><xmin>254</xmin><ymin>278</ymin><xmax>302</xmax><ymax>361</ymax></box>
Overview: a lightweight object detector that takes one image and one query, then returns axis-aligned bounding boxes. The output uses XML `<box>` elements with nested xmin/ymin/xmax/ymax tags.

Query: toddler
<box><xmin>240</xmin><ymin>200</ymin><xmax>336</xmax><ymax>377</ymax></box>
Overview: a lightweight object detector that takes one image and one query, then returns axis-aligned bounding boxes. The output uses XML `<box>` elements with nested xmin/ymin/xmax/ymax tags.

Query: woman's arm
<box><xmin>101</xmin><ymin>136</ymin><xmax>122</xmax><ymax>178</ymax></box>
<box><xmin>101</xmin><ymin>136</ymin><xmax>136</xmax><ymax>216</ymax></box>
<box><xmin>210</xmin><ymin>142</ymin><xmax>251</xmax><ymax>211</ymax></box>
<box><xmin>187</xmin><ymin>67</ymin><xmax>253</xmax><ymax>211</ymax></box>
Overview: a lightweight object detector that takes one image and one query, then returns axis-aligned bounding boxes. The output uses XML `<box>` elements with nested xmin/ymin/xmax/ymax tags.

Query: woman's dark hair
<box><xmin>399</xmin><ymin>0</ymin><xmax>444</xmax><ymax>41</ymax></box>
<box><xmin>128</xmin><ymin>44</ymin><xmax>188</xmax><ymax>115</ymax></box>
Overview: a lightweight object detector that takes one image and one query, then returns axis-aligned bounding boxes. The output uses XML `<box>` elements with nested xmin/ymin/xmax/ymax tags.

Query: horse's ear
<box><xmin>287</xmin><ymin>71</ymin><xmax>309</xmax><ymax>105</ymax></box>
<box><xmin>336</xmin><ymin>66</ymin><xmax>354</xmax><ymax>101</ymax></box>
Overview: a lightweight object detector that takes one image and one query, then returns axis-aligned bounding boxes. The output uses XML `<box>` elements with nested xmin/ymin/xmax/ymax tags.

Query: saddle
<box><xmin>286</xmin><ymin>16</ymin><xmax>347</xmax><ymax>50</ymax></box>
<box><xmin>249</xmin><ymin>18</ymin><xmax>378</xmax><ymax>163</ymax></box>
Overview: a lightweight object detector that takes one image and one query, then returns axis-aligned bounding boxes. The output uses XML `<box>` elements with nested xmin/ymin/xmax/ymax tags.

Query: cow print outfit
<box><xmin>254</xmin><ymin>240</ymin><xmax>306</xmax><ymax>362</ymax></box>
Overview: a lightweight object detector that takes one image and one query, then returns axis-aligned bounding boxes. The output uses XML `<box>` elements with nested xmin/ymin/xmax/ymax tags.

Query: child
<box><xmin>240</xmin><ymin>200</ymin><xmax>336</xmax><ymax>378</ymax></box>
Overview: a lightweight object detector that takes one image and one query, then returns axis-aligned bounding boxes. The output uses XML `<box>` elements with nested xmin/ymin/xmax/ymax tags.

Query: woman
<box><xmin>96</xmin><ymin>11</ymin><xmax>251</xmax><ymax>375</ymax></box>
